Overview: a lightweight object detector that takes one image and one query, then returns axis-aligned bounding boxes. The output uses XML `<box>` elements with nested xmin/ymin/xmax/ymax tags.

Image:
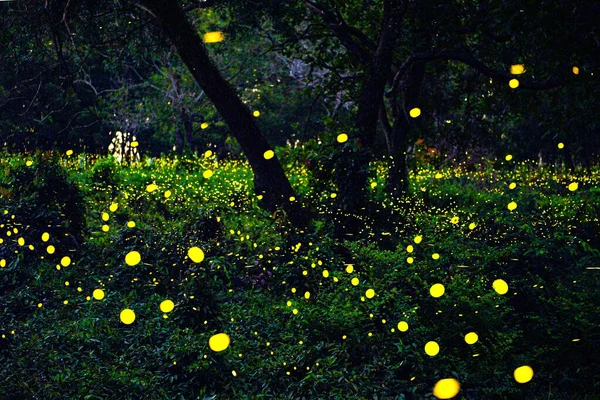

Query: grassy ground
<box><xmin>0</xmin><ymin>149</ymin><xmax>599</xmax><ymax>399</ymax></box>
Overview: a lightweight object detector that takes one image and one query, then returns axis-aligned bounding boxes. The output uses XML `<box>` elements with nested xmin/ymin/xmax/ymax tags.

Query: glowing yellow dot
<box><xmin>435</xmin><ymin>173</ymin><xmax>443</xmax><ymax>179</ymax></box>
<box><xmin>507</xmin><ymin>201</ymin><xmax>517</xmax><ymax>211</ymax></box>
<box><xmin>109</xmin><ymin>203</ymin><xmax>118</xmax><ymax>212</ymax></box>
<box><xmin>351</xmin><ymin>277</ymin><xmax>359</xmax><ymax>286</ymax></box>
<box><xmin>330</xmin><ymin>193</ymin><xmax>337</xmax><ymax>198</ymax></box>
<box><xmin>464</xmin><ymin>332</ymin><xmax>478</xmax><ymax>344</ymax></box>
<box><xmin>407</xmin><ymin>257</ymin><xmax>414</xmax><ymax>264</ymax></box>
<box><xmin>125</xmin><ymin>251</ymin><xmax>141</xmax><ymax>266</ymax></box>
<box><xmin>409</xmin><ymin>108</ymin><xmax>421</xmax><ymax>118</ymax></box>
<box><xmin>208</xmin><ymin>332</ymin><xmax>231</xmax><ymax>352</ymax></box>
<box><xmin>468</xmin><ymin>223</ymin><xmax>476</xmax><ymax>230</ymax></box>
<box><xmin>38</xmin><ymin>303</ymin><xmax>43</xmax><ymax>308</ymax></box>
<box><xmin>102</xmin><ymin>225</ymin><xmax>109</xmax><ymax>232</ymax></box>
<box><xmin>127</xmin><ymin>221</ymin><xmax>136</xmax><ymax>228</ymax></box>
<box><xmin>398</xmin><ymin>321</ymin><xmax>409</xmax><ymax>332</ymax></box>
<box><xmin>433</xmin><ymin>378</ymin><xmax>460</xmax><ymax>399</ymax></box>
<box><xmin>304</xmin><ymin>291</ymin><xmax>311</xmax><ymax>299</ymax></box>
<box><xmin>572</xmin><ymin>66</ymin><xmax>579</xmax><ymax>75</ymax></box>
<box><xmin>371</xmin><ymin>182</ymin><xmax>377</xmax><ymax>189</ymax></box>
<box><xmin>146</xmin><ymin>183</ymin><xmax>158</xmax><ymax>193</ymax></box>
<box><xmin>63</xmin><ymin>300</ymin><xmax>68</xmax><ymax>305</ymax></box>
<box><xmin>291</xmin><ymin>288</ymin><xmax>296</xmax><ymax>293</ymax></box>
<box><xmin>450</xmin><ymin>216</ymin><xmax>459</xmax><ymax>224</ymax></box>
<box><xmin>510</xmin><ymin>64</ymin><xmax>525</xmax><ymax>75</ymax></box>
<box><xmin>188</xmin><ymin>247</ymin><xmax>205</xmax><ymax>263</ymax></box>
<box><xmin>263</xmin><ymin>150</ymin><xmax>274</xmax><ymax>160</ymax></box>
<box><xmin>365</xmin><ymin>288</ymin><xmax>375</xmax><ymax>299</ymax></box>
<box><xmin>493</xmin><ymin>279</ymin><xmax>508</xmax><ymax>294</ymax></box>
<box><xmin>514</xmin><ymin>365</ymin><xmax>534</xmax><ymax>383</ymax></box>
<box><xmin>0</xmin><ymin>259</ymin><xmax>5</xmax><ymax>268</ymax></box>
<box><xmin>203</xmin><ymin>31</ymin><xmax>224</xmax><ymax>43</ymax></box>
<box><xmin>164</xmin><ymin>190</ymin><xmax>172</xmax><ymax>198</ymax></box>
<box><xmin>322</xmin><ymin>270</ymin><xmax>329</xmax><ymax>278</ymax></box>
<box><xmin>509</xmin><ymin>182</ymin><xmax>517</xmax><ymax>189</ymax></box>
<box><xmin>430</xmin><ymin>283</ymin><xmax>445</xmax><ymax>298</ymax></box>
<box><xmin>253</xmin><ymin>110</ymin><xmax>260</xmax><ymax>117</ymax></box>
<box><xmin>558</xmin><ymin>142</ymin><xmax>564</xmax><ymax>149</ymax></box>
<box><xmin>41</xmin><ymin>232</ymin><xmax>50</xmax><ymax>242</ymax></box>
<box><xmin>406</xmin><ymin>245</ymin><xmax>414</xmax><ymax>253</ymax></box>
<box><xmin>292</xmin><ymin>308</ymin><xmax>298</xmax><ymax>314</ymax></box>
<box><xmin>336</xmin><ymin>133</ymin><xmax>349</xmax><ymax>143</ymax></box>
<box><xmin>120</xmin><ymin>309</ymin><xmax>136</xmax><ymax>324</ymax></box>
<box><xmin>509</xmin><ymin>79</ymin><xmax>519</xmax><ymax>88</ymax></box>
<box><xmin>505</xmin><ymin>154</ymin><xmax>513</xmax><ymax>161</ymax></box>
<box><xmin>160</xmin><ymin>300</ymin><xmax>175</xmax><ymax>313</ymax></box>
<box><xmin>131</xmin><ymin>141</ymin><xmax>139</xmax><ymax>147</ymax></box>
<box><xmin>201</xmin><ymin>122</ymin><xmax>209</xmax><ymax>130</ymax></box>
<box><xmin>203</xmin><ymin>170</ymin><xmax>214</xmax><ymax>179</ymax></box>
<box><xmin>432</xmin><ymin>253</ymin><xmax>440</xmax><ymax>260</ymax></box>
<box><xmin>47</xmin><ymin>245</ymin><xmax>55</xmax><ymax>254</ymax></box>
<box><xmin>18</xmin><ymin>237</ymin><xmax>24</xmax><ymax>246</ymax></box>
<box><xmin>425</xmin><ymin>341</ymin><xmax>440</xmax><ymax>356</ymax></box>
<box><xmin>289</xmin><ymin>196</ymin><xmax>295</xmax><ymax>202</ymax></box>
<box><xmin>93</xmin><ymin>289</ymin><xmax>105</xmax><ymax>300</ymax></box>
<box><xmin>26</xmin><ymin>160</ymin><xmax>33</xmax><ymax>166</ymax></box>
<box><xmin>568</xmin><ymin>182</ymin><xmax>578</xmax><ymax>191</ymax></box>
<box><xmin>346</xmin><ymin>264</ymin><xmax>354</xmax><ymax>273</ymax></box>
<box><xmin>232</xmin><ymin>370</ymin><xmax>237</xmax><ymax>377</ymax></box>
<box><xmin>414</xmin><ymin>235</ymin><xmax>422</xmax><ymax>244</ymax></box>
<box><xmin>102</xmin><ymin>212</ymin><xmax>109</xmax><ymax>221</ymax></box>
<box><xmin>61</xmin><ymin>256</ymin><xmax>71</xmax><ymax>267</ymax></box>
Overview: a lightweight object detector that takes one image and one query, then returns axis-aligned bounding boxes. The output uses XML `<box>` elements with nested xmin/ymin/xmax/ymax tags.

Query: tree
<box><xmin>137</xmin><ymin>0</ymin><xmax>309</xmax><ymax>227</ymax></box>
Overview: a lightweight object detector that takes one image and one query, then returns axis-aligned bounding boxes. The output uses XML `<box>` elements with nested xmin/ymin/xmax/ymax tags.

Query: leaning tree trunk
<box><xmin>139</xmin><ymin>0</ymin><xmax>308</xmax><ymax>228</ymax></box>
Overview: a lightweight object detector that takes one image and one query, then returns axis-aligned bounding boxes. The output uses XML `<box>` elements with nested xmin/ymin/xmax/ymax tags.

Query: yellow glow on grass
<box><xmin>209</xmin><ymin>333</ymin><xmax>231</xmax><ymax>352</ymax></box>
<box><xmin>203</xmin><ymin>170</ymin><xmax>213</xmax><ymax>179</ymax></box>
<box><xmin>433</xmin><ymin>378</ymin><xmax>460</xmax><ymax>399</ymax></box>
<box><xmin>146</xmin><ymin>183</ymin><xmax>158</xmax><ymax>193</ymax></box>
<box><xmin>204</xmin><ymin>31</ymin><xmax>224</xmax><ymax>43</ymax></box>
<box><xmin>493</xmin><ymin>279</ymin><xmax>509</xmax><ymax>294</ymax></box>
<box><xmin>109</xmin><ymin>202</ymin><xmax>118</xmax><ymax>212</ymax></box>
<box><xmin>160</xmin><ymin>300</ymin><xmax>175</xmax><ymax>313</ymax></box>
<box><xmin>337</xmin><ymin>133</ymin><xmax>348</xmax><ymax>143</ymax></box>
<box><xmin>351</xmin><ymin>277</ymin><xmax>359</xmax><ymax>286</ymax></box>
<box><xmin>365</xmin><ymin>288</ymin><xmax>375</xmax><ymax>299</ymax></box>
<box><xmin>514</xmin><ymin>365</ymin><xmax>534</xmax><ymax>383</ymax></box>
<box><xmin>125</xmin><ymin>251</ymin><xmax>141</xmax><ymax>266</ymax></box>
<box><xmin>425</xmin><ymin>341</ymin><xmax>440</xmax><ymax>356</ymax></box>
<box><xmin>568</xmin><ymin>182</ymin><xmax>578</xmax><ymax>191</ymax></box>
<box><xmin>188</xmin><ymin>246</ymin><xmax>205</xmax><ymax>263</ymax></box>
<box><xmin>510</xmin><ymin>64</ymin><xmax>525</xmax><ymax>75</ymax></box>
<box><xmin>201</xmin><ymin>122</ymin><xmax>209</xmax><ymax>129</ymax></box>
<box><xmin>398</xmin><ymin>321</ymin><xmax>409</xmax><ymax>332</ymax></box>
<box><xmin>464</xmin><ymin>332</ymin><xmax>478</xmax><ymax>344</ymax></box>
<box><xmin>120</xmin><ymin>309</ymin><xmax>135</xmax><ymax>324</ymax></box>
<box><xmin>508</xmin><ymin>201</ymin><xmax>517</xmax><ymax>211</ymax></box>
<box><xmin>93</xmin><ymin>289</ymin><xmax>105</xmax><ymax>300</ymax></box>
<box><xmin>430</xmin><ymin>283</ymin><xmax>445</xmax><ymax>298</ymax></box>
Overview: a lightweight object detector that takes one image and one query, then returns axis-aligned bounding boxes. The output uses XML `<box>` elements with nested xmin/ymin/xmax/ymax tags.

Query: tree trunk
<box><xmin>334</xmin><ymin>0</ymin><xmax>403</xmax><ymax>236</ymax></box>
<box><xmin>140</xmin><ymin>0</ymin><xmax>308</xmax><ymax>228</ymax></box>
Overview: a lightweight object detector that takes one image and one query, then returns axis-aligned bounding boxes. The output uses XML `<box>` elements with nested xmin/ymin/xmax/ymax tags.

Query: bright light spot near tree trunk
<box><xmin>93</xmin><ymin>289</ymin><xmax>105</xmax><ymax>300</ymax></box>
<box><xmin>430</xmin><ymin>283</ymin><xmax>445</xmax><ymax>298</ymax></box>
<box><xmin>120</xmin><ymin>309</ymin><xmax>135</xmax><ymax>324</ymax></box>
<box><xmin>493</xmin><ymin>279</ymin><xmax>508</xmax><ymax>294</ymax></box>
<box><xmin>409</xmin><ymin>108</ymin><xmax>421</xmax><ymax>118</ymax></box>
<box><xmin>510</xmin><ymin>64</ymin><xmax>525</xmax><ymax>75</ymax></box>
<box><xmin>263</xmin><ymin>150</ymin><xmax>274</xmax><ymax>160</ymax></box>
<box><xmin>433</xmin><ymin>378</ymin><xmax>460</xmax><ymax>399</ymax></box>
<box><xmin>509</xmin><ymin>79</ymin><xmax>519</xmax><ymax>88</ymax></box>
<box><xmin>398</xmin><ymin>321</ymin><xmax>409</xmax><ymax>332</ymax></box>
<box><xmin>337</xmin><ymin>133</ymin><xmax>348</xmax><ymax>143</ymax></box>
<box><xmin>464</xmin><ymin>332</ymin><xmax>478</xmax><ymax>344</ymax></box>
<box><xmin>425</xmin><ymin>341</ymin><xmax>439</xmax><ymax>356</ymax></box>
<box><xmin>508</xmin><ymin>201</ymin><xmax>517</xmax><ymax>211</ymax></box>
<box><xmin>125</xmin><ymin>251</ymin><xmax>141</xmax><ymax>266</ymax></box>
<box><xmin>188</xmin><ymin>246</ymin><xmax>205</xmax><ymax>263</ymax></box>
<box><xmin>568</xmin><ymin>182</ymin><xmax>578</xmax><ymax>191</ymax></box>
<box><xmin>203</xmin><ymin>31</ymin><xmax>224</xmax><ymax>43</ymax></box>
<box><xmin>209</xmin><ymin>333</ymin><xmax>230</xmax><ymax>352</ymax></box>
<box><xmin>365</xmin><ymin>288</ymin><xmax>375</xmax><ymax>298</ymax></box>
<box><xmin>160</xmin><ymin>300</ymin><xmax>174</xmax><ymax>313</ymax></box>
<box><xmin>514</xmin><ymin>365</ymin><xmax>534</xmax><ymax>383</ymax></box>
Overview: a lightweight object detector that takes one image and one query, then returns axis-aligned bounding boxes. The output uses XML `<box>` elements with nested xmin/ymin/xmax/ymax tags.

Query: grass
<box><xmin>0</xmin><ymin>148</ymin><xmax>599</xmax><ymax>399</ymax></box>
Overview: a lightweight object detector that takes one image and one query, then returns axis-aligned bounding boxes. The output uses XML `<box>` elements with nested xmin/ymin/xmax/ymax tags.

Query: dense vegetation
<box><xmin>0</xmin><ymin>148</ymin><xmax>598</xmax><ymax>399</ymax></box>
